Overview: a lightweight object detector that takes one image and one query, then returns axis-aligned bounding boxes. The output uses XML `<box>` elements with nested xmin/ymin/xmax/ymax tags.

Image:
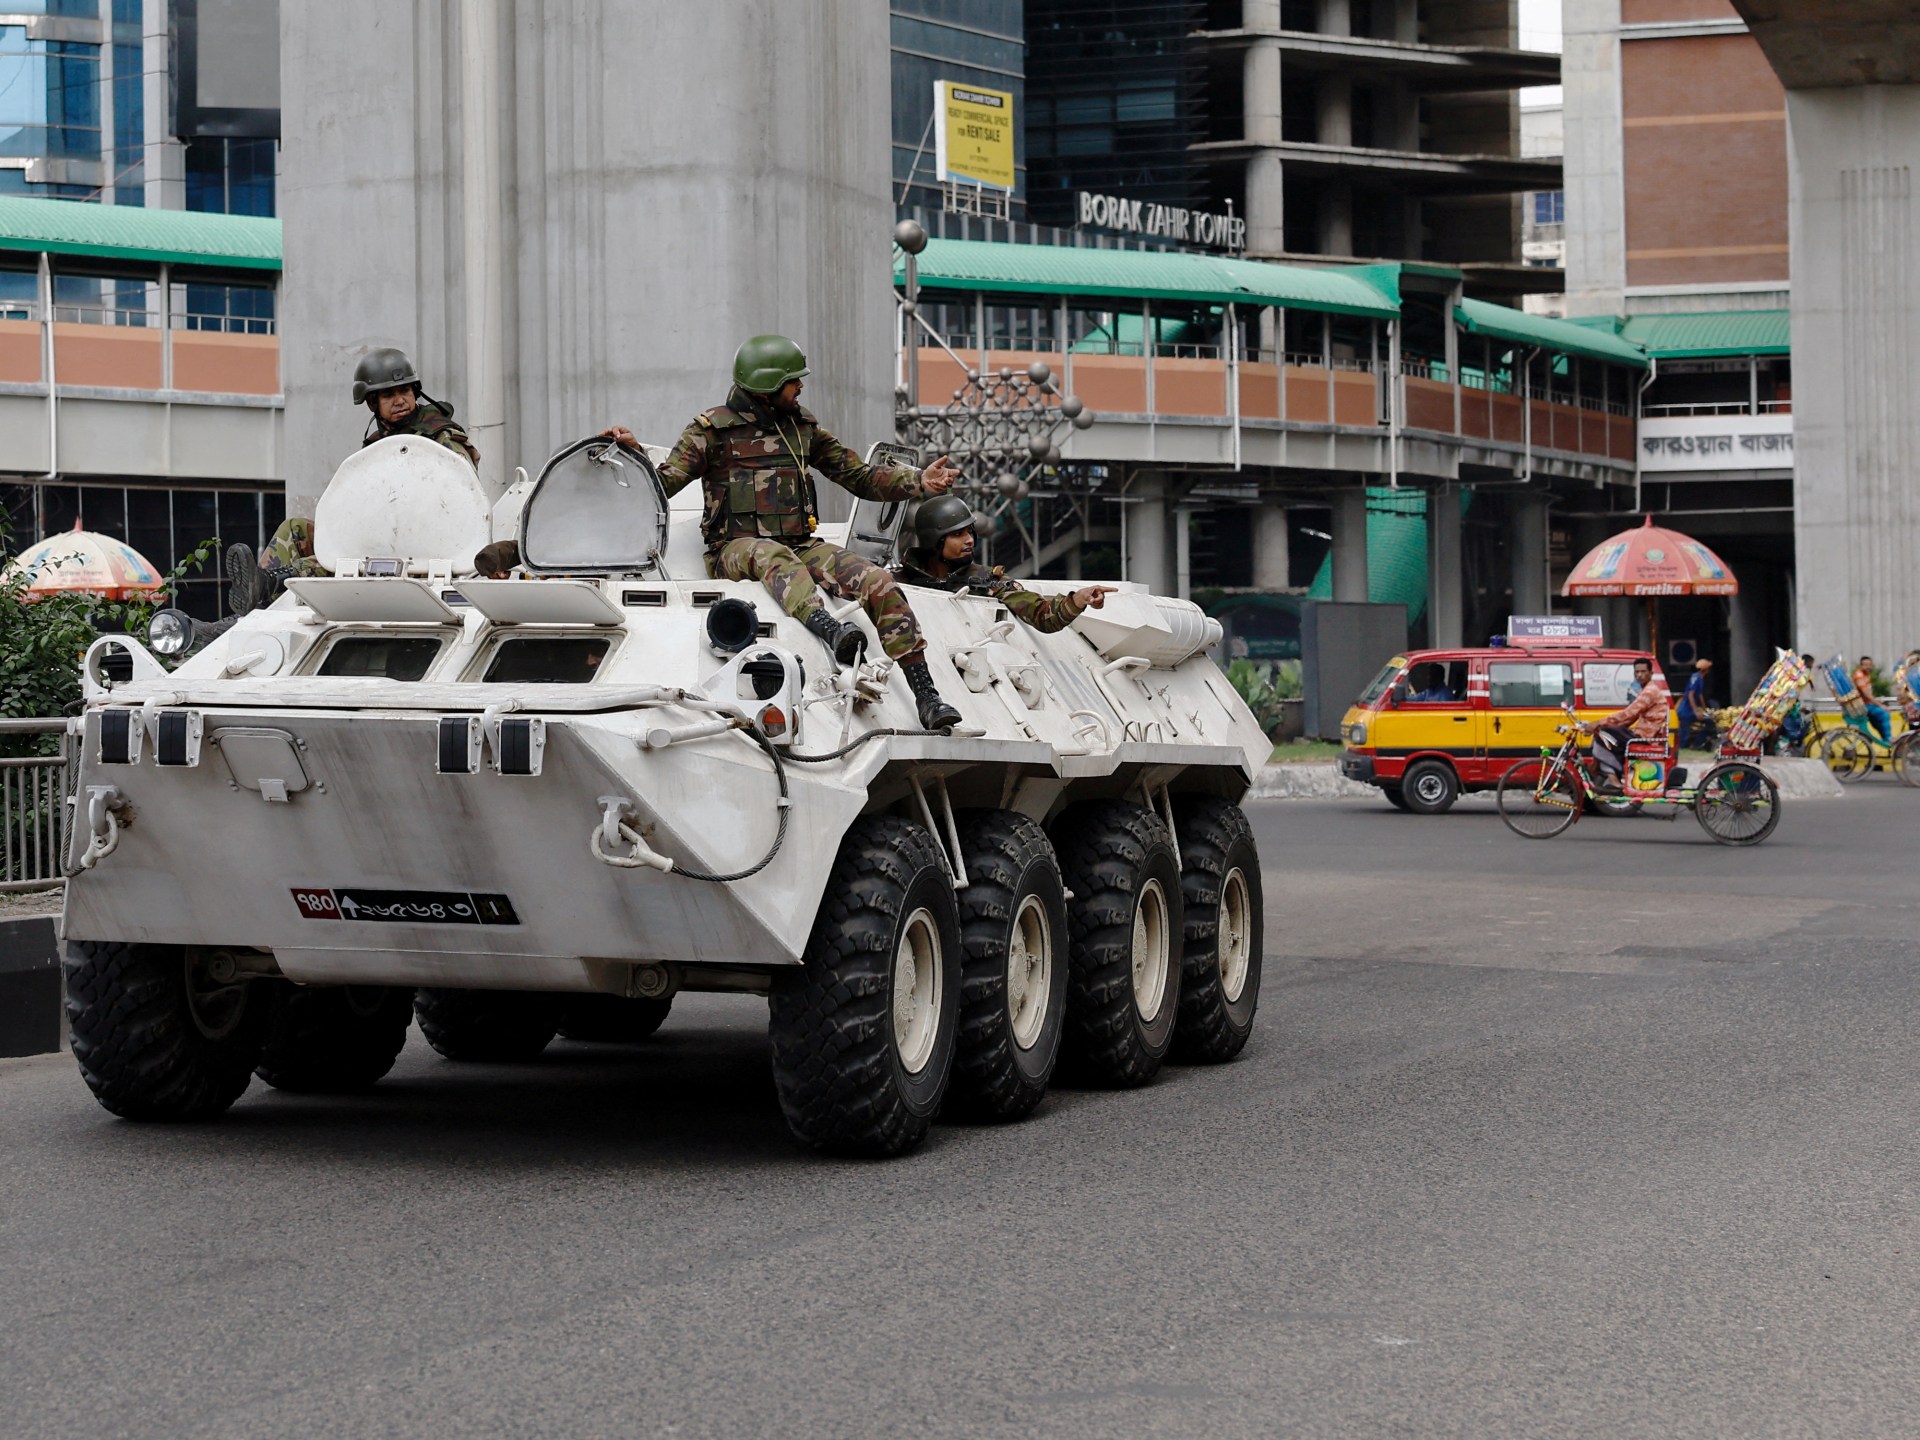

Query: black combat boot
<box><xmin>224</xmin><ymin>542</ymin><xmax>260</xmax><ymax>615</ymax></box>
<box><xmin>803</xmin><ymin>606</ymin><xmax>867</xmax><ymax>667</ymax></box>
<box><xmin>902</xmin><ymin>658</ymin><xmax>962</xmax><ymax>732</ymax></box>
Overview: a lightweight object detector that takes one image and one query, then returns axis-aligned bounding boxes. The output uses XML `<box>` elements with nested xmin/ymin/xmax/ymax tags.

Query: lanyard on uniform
<box><xmin>770</xmin><ymin>416</ymin><xmax>816</xmax><ymax>523</ymax></box>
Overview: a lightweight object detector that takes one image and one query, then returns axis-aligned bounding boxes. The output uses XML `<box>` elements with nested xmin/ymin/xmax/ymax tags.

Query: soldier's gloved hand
<box><xmin>600</xmin><ymin>425</ymin><xmax>638</xmax><ymax>447</ymax></box>
<box><xmin>921</xmin><ymin>455</ymin><xmax>959</xmax><ymax>493</ymax></box>
<box><xmin>1072</xmin><ymin>585</ymin><xmax>1118</xmax><ymax>610</ymax></box>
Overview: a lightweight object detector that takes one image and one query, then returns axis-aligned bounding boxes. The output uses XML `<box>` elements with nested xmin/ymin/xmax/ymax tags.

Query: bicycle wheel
<box><xmin>1497</xmin><ymin>758</ymin><xmax>1582</xmax><ymax>839</ymax></box>
<box><xmin>1693</xmin><ymin>761</ymin><xmax>1781</xmax><ymax>846</ymax></box>
<box><xmin>1894</xmin><ymin>732</ymin><xmax>1920</xmax><ymax>788</ymax></box>
<box><xmin>1821</xmin><ymin>729</ymin><xmax>1872</xmax><ymax>782</ymax></box>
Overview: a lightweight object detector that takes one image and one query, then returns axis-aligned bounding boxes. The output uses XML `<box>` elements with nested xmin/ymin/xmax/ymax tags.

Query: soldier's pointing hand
<box><xmin>1072</xmin><ymin>585</ymin><xmax>1118</xmax><ymax>610</ymax></box>
<box><xmin>921</xmin><ymin>455</ymin><xmax>959</xmax><ymax>493</ymax></box>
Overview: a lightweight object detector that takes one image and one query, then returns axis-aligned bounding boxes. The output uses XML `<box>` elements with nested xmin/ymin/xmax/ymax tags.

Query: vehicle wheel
<box><xmin>769</xmin><ymin>814</ymin><xmax>961</xmax><ymax>1157</ymax></box>
<box><xmin>1821</xmin><ymin>729</ymin><xmax>1872</xmax><ymax>782</ymax></box>
<box><xmin>1693</xmin><ymin>761</ymin><xmax>1782</xmax><ymax>846</ymax></box>
<box><xmin>1496</xmin><ymin>759</ymin><xmax>1581</xmax><ymax>839</ymax></box>
<box><xmin>1050</xmin><ymin>800</ymin><xmax>1184</xmax><ymax>1087</ymax></box>
<box><xmin>557</xmin><ymin>995</ymin><xmax>673</xmax><ymax>1042</ymax></box>
<box><xmin>943</xmin><ymin>810</ymin><xmax>1069</xmax><ymax>1122</ymax></box>
<box><xmin>1893</xmin><ymin>732</ymin><xmax>1920</xmax><ymax>788</ymax></box>
<box><xmin>414</xmin><ymin>988</ymin><xmax>561</xmax><ymax>1061</ymax></box>
<box><xmin>1172</xmin><ymin>798</ymin><xmax>1262</xmax><ymax>1065</ymax></box>
<box><xmin>65</xmin><ymin>941</ymin><xmax>271</xmax><ymax>1120</ymax></box>
<box><xmin>1381</xmin><ymin>785</ymin><xmax>1411</xmax><ymax>811</ymax></box>
<box><xmin>254</xmin><ymin>984</ymin><xmax>413</xmax><ymax>1093</ymax></box>
<box><xmin>1401</xmin><ymin>759</ymin><xmax>1459</xmax><ymax>815</ymax></box>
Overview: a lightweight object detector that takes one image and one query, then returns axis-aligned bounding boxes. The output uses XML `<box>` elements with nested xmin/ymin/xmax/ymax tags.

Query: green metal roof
<box><xmin>1619</xmin><ymin>310</ymin><xmax>1790</xmax><ymax>358</ymax></box>
<box><xmin>897</xmin><ymin>238</ymin><xmax>1400</xmax><ymax>319</ymax></box>
<box><xmin>1455</xmin><ymin>296</ymin><xmax>1649</xmax><ymax>369</ymax></box>
<box><xmin>0</xmin><ymin>197</ymin><xmax>280</xmax><ymax>272</ymax></box>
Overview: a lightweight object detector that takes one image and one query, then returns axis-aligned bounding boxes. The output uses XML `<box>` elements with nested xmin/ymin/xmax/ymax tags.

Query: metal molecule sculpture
<box><xmin>892</xmin><ymin>220</ymin><xmax>1095</xmax><ymax>511</ymax></box>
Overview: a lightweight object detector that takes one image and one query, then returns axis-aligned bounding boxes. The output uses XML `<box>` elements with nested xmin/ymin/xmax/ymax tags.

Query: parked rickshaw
<box><xmin>1497</xmin><ymin>653</ymin><xmax>1807</xmax><ymax>846</ymax></box>
<box><xmin>1790</xmin><ymin>655</ymin><xmax>1917</xmax><ymax>785</ymax></box>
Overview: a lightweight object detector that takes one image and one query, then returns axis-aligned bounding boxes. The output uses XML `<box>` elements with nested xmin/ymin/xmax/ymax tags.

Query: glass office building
<box><xmin>891</xmin><ymin>1</ymin><xmax>1026</xmax><ymax>211</ymax></box>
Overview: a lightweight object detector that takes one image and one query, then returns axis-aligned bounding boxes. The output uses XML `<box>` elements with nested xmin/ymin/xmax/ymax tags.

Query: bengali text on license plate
<box><xmin>290</xmin><ymin>888</ymin><xmax>520</xmax><ymax>925</ymax></box>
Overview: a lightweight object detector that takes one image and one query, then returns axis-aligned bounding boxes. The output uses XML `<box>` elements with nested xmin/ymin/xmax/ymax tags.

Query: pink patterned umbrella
<box><xmin>1561</xmin><ymin>516</ymin><xmax>1737</xmax><ymax>657</ymax></box>
<box><xmin>3</xmin><ymin>520</ymin><xmax>165</xmax><ymax>602</ymax></box>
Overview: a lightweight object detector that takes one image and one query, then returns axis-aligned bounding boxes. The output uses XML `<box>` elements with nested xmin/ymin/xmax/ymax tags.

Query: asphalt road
<box><xmin>5</xmin><ymin>783</ymin><xmax>1919</xmax><ymax>1438</ymax></box>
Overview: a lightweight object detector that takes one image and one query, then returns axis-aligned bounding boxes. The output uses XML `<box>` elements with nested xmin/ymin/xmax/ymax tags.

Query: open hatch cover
<box><xmin>455</xmin><ymin>579</ymin><xmax>624</xmax><ymax>626</ymax></box>
<box><xmin>285</xmin><ymin>577</ymin><xmax>463</xmax><ymax>624</ymax></box>
<box><xmin>520</xmin><ymin>437</ymin><xmax>670</xmax><ymax>575</ymax></box>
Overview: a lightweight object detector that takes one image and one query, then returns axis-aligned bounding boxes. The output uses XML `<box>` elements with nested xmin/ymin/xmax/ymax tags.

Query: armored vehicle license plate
<box><xmin>290</xmin><ymin>888</ymin><xmax>520</xmax><ymax>925</ymax></box>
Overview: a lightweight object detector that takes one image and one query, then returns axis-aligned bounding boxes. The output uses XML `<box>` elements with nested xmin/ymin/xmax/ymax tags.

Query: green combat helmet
<box><xmin>732</xmin><ymin>335</ymin><xmax>809</xmax><ymax>394</ymax></box>
<box><xmin>351</xmin><ymin>346</ymin><xmax>420</xmax><ymax>405</ymax></box>
<box><xmin>910</xmin><ymin>493</ymin><xmax>976</xmax><ymax>557</ymax></box>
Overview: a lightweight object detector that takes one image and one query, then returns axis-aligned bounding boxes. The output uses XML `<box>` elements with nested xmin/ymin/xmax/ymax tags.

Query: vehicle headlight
<box><xmin>147</xmin><ymin>608</ymin><xmax>194</xmax><ymax>657</ymax></box>
<box><xmin>1348</xmin><ymin>722</ymin><xmax>1368</xmax><ymax>746</ymax></box>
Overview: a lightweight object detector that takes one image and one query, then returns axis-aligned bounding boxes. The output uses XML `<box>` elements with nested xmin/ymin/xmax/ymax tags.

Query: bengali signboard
<box><xmin>1638</xmin><ymin>413</ymin><xmax>1793</xmax><ymax>473</ymax></box>
<box><xmin>934</xmin><ymin>81</ymin><xmax>1015</xmax><ymax>192</ymax></box>
<box><xmin>1508</xmin><ymin>615</ymin><xmax>1604</xmax><ymax>644</ymax></box>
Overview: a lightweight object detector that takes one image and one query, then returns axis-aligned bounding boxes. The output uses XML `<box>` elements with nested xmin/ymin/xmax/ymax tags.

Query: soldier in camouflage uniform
<box><xmin>894</xmin><ymin>495</ymin><xmax>1115</xmax><ymax>631</ymax></box>
<box><xmin>603</xmin><ymin>334</ymin><xmax>966</xmax><ymax>731</ymax></box>
<box><xmin>354</xmin><ymin>345</ymin><xmax>480</xmax><ymax>465</ymax></box>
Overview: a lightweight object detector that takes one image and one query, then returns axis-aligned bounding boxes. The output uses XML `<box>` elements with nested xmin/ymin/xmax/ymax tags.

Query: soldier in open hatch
<box><xmin>894</xmin><ymin>495</ymin><xmax>1115</xmax><ymax>631</ymax></box>
<box><xmin>234</xmin><ymin>348</ymin><xmax>480</xmax><ymax>612</ymax></box>
<box><xmin>601</xmin><ymin>334</ymin><xmax>965</xmax><ymax>731</ymax></box>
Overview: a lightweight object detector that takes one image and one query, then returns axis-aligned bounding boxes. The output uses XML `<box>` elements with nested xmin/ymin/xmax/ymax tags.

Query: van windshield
<box><xmin>1355</xmin><ymin>660</ymin><xmax>1403</xmax><ymax>708</ymax></box>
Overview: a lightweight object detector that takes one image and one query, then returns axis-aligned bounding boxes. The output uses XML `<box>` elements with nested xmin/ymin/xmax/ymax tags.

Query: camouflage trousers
<box><xmin>710</xmin><ymin>536</ymin><xmax>924</xmax><ymax>662</ymax></box>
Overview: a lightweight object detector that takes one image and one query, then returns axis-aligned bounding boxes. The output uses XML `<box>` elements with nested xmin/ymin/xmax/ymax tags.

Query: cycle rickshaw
<box><xmin>1496</xmin><ymin>652</ymin><xmax>1806</xmax><ymax>846</ymax></box>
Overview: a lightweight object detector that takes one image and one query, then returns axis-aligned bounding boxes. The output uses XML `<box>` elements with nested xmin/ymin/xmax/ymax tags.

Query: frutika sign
<box><xmin>935</xmin><ymin>81</ymin><xmax>1015</xmax><ymax>192</ymax></box>
<box><xmin>1077</xmin><ymin>191</ymin><xmax>1247</xmax><ymax>252</ymax></box>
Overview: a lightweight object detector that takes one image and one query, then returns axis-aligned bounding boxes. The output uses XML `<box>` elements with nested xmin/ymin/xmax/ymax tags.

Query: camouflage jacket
<box><xmin>660</xmin><ymin>387</ymin><xmax>926</xmax><ymax>548</ymax></box>
<box><xmin>893</xmin><ymin>557</ymin><xmax>1086</xmax><ymax>634</ymax></box>
<box><xmin>361</xmin><ymin>397</ymin><xmax>479</xmax><ymax>465</ymax></box>
<box><xmin>263</xmin><ymin>516</ymin><xmax>330</xmax><ymax>579</ymax></box>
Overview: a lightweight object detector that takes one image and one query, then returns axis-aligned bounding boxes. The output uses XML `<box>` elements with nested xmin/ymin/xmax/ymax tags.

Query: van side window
<box><xmin>1489</xmin><ymin>661</ymin><xmax>1572</xmax><ymax>707</ymax></box>
<box><xmin>1582</xmin><ymin>662</ymin><xmax>1638</xmax><ymax>709</ymax></box>
<box><xmin>1403</xmin><ymin>660</ymin><xmax>1468</xmax><ymax>703</ymax></box>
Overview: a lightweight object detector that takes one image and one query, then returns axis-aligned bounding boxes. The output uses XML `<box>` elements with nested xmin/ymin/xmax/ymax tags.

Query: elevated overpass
<box><xmin>899</xmin><ymin>238</ymin><xmax>1650</xmax><ymax>645</ymax></box>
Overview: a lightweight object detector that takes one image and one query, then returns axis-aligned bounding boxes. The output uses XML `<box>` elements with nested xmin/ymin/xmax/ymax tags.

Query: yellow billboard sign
<box><xmin>934</xmin><ymin>80</ymin><xmax>1015</xmax><ymax>193</ymax></box>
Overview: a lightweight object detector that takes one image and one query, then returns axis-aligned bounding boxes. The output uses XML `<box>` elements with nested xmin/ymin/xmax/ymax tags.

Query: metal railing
<box><xmin>1</xmin><ymin>718</ymin><xmax>73</xmax><ymax>894</ymax></box>
<box><xmin>1642</xmin><ymin>399</ymin><xmax>1793</xmax><ymax>418</ymax></box>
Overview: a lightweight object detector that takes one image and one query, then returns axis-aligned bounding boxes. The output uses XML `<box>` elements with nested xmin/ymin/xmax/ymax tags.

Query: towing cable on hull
<box><xmin>591</xmin><ymin>722</ymin><xmax>915</xmax><ymax>883</ymax></box>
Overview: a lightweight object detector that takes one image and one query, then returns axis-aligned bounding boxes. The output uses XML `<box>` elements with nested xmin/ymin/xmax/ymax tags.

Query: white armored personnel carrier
<box><xmin>62</xmin><ymin>434</ymin><xmax>1269</xmax><ymax>1155</ymax></box>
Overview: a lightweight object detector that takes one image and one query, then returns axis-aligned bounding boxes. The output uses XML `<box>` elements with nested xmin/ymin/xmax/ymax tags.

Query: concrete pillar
<box><xmin>1315</xmin><ymin>72</ymin><xmax>1354</xmax><ymax>255</ymax></box>
<box><xmin>1560</xmin><ymin>0</ymin><xmax>1626</xmax><ymax>318</ymax></box>
<box><xmin>1242</xmin><ymin>0</ymin><xmax>1285</xmax><ymax>256</ymax></box>
<box><xmin>1390</xmin><ymin>0</ymin><xmax>1419</xmax><ymax>43</ymax></box>
<box><xmin>1125</xmin><ymin>472</ymin><xmax>1173</xmax><ymax>595</ymax></box>
<box><xmin>142</xmin><ymin>0</ymin><xmax>185</xmax><ymax>210</ymax></box>
<box><xmin>1510</xmin><ymin>492</ymin><xmax>1549</xmax><ymax>616</ymax></box>
<box><xmin>1330</xmin><ymin>487</ymin><xmax>1369</xmax><ymax>602</ymax></box>
<box><xmin>1426</xmin><ymin>485</ymin><xmax>1463</xmax><ymax>648</ymax></box>
<box><xmin>1727</xmin><ymin>566</ymin><xmax>1772</xmax><ymax>703</ymax></box>
<box><xmin>1785</xmin><ymin>85</ymin><xmax>1920</xmax><ymax>664</ymax></box>
<box><xmin>279</xmin><ymin>1</ymin><xmax>894</xmax><ymax>518</ymax></box>
<box><xmin>1317</xmin><ymin>0</ymin><xmax>1350</xmax><ymax>37</ymax></box>
<box><xmin>1252</xmin><ymin>501</ymin><xmax>1291</xmax><ymax>590</ymax></box>
<box><xmin>1317</xmin><ymin>74</ymin><xmax>1352</xmax><ymax>146</ymax></box>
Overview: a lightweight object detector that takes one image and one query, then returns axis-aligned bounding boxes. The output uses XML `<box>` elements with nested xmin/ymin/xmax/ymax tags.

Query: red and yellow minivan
<box><xmin>1338</xmin><ymin>643</ymin><xmax>1675</xmax><ymax>813</ymax></box>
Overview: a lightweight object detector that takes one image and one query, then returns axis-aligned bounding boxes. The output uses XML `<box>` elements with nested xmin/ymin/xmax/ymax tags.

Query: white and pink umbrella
<box><xmin>3</xmin><ymin>520</ymin><xmax>165</xmax><ymax>602</ymax></box>
<box><xmin>1562</xmin><ymin>516</ymin><xmax>1738</xmax><ymax>656</ymax></box>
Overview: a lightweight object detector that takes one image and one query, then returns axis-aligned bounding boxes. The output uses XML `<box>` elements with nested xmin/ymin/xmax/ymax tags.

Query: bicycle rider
<box><xmin>1580</xmin><ymin>658</ymin><xmax>1669</xmax><ymax>793</ymax></box>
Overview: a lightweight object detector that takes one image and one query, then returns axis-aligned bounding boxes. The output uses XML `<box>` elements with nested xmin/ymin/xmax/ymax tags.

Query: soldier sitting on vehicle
<box><xmin>892</xmin><ymin>494</ymin><xmax>1114</xmax><ymax>630</ymax></box>
<box><xmin>353</xmin><ymin>346</ymin><xmax>480</xmax><ymax>465</ymax></box>
<box><xmin>601</xmin><ymin>334</ymin><xmax>967</xmax><ymax>731</ymax></box>
<box><xmin>1579</xmin><ymin>658</ymin><xmax>1668</xmax><ymax>792</ymax></box>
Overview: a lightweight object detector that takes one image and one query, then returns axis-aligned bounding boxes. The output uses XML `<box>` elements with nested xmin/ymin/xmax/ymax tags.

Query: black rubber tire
<box><xmin>947</xmin><ymin>809</ymin><xmax>1069</xmax><ymax>1122</ymax></box>
<box><xmin>769</xmin><ymin>814</ymin><xmax>962</xmax><ymax>1157</ymax></box>
<box><xmin>1692</xmin><ymin>761</ymin><xmax>1782</xmax><ymax>847</ymax></box>
<box><xmin>1171</xmin><ymin>798</ymin><xmax>1263</xmax><ymax>1065</ymax></box>
<box><xmin>65</xmin><ymin>940</ymin><xmax>271</xmax><ymax>1120</ymax></box>
<box><xmin>1050</xmin><ymin>800</ymin><xmax>1184</xmax><ymax>1088</ymax></box>
<box><xmin>254</xmin><ymin>984</ymin><xmax>413</xmax><ymax>1093</ymax></box>
<box><xmin>1381</xmin><ymin>785</ymin><xmax>1411</xmax><ymax>811</ymax></box>
<box><xmin>414</xmin><ymin>988</ymin><xmax>561</xmax><ymax>1062</ymax></box>
<box><xmin>1401</xmin><ymin>758</ymin><xmax>1459</xmax><ymax>815</ymax></box>
<box><xmin>556</xmin><ymin>995</ymin><xmax>673</xmax><ymax>1043</ymax></box>
<box><xmin>1894</xmin><ymin>732</ymin><xmax>1920</xmax><ymax>788</ymax></box>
